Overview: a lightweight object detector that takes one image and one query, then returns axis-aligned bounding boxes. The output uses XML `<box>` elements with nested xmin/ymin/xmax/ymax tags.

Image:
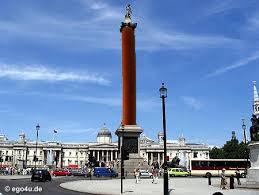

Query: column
<box><xmin>151</xmin><ymin>152</ymin><xmax>153</xmax><ymax>164</ymax></box>
<box><xmin>111</xmin><ymin>150</ymin><xmax>113</xmax><ymax>161</ymax></box>
<box><xmin>102</xmin><ymin>150</ymin><xmax>104</xmax><ymax>161</ymax></box>
<box><xmin>115</xmin><ymin>151</ymin><xmax>117</xmax><ymax>160</ymax></box>
<box><xmin>147</xmin><ymin>152</ymin><xmax>149</xmax><ymax>165</ymax></box>
<box><xmin>97</xmin><ymin>151</ymin><xmax>99</xmax><ymax>161</ymax></box>
<box><xmin>158</xmin><ymin>152</ymin><xmax>160</xmax><ymax>165</ymax></box>
<box><xmin>58</xmin><ymin>151</ymin><xmax>62</xmax><ymax>168</ymax></box>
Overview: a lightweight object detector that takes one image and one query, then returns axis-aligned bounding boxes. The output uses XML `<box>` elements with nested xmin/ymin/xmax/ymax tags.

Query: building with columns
<box><xmin>0</xmin><ymin>124</ymin><xmax>210</xmax><ymax>170</ymax></box>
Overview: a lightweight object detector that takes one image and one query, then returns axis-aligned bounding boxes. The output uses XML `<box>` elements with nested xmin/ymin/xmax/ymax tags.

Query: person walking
<box><xmin>220</xmin><ymin>168</ymin><xmax>227</xmax><ymax>190</ymax></box>
<box><xmin>235</xmin><ymin>168</ymin><xmax>241</xmax><ymax>185</ymax></box>
<box><xmin>134</xmin><ymin>168</ymin><xmax>140</xmax><ymax>183</ymax></box>
<box><xmin>151</xmin><ymin>161</ymin><xmax>159</xmax><ymax>184</ymax></box>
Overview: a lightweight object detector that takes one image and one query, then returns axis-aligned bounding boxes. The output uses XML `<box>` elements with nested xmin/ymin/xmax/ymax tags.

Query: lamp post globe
<box><xmin>160</xmin><ymin>83</ymin><xmax>167</xmax><ymax>98</ymax></box>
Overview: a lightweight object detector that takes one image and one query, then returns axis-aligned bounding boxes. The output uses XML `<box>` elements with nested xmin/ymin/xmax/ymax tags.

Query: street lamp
<box><xmin>242</xmin><ymin>119</ymin><xmax>249</xmax><ymax>171</ymax></box>
<box><xmin>34</xmin><ymin>124</ymin><xmax>40</xmax><ymax>169</ymax></box>
<box><xmin>159</xmin><ymin>83</ymin><xmax>168</xmax><ymax>195</ymax></box>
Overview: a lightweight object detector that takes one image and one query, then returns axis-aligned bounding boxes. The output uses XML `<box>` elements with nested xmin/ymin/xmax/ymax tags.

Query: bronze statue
<box><xmin>250</xmin><ymin>114</ymin><xmax>259</xmax><ymax>141</ymax></box>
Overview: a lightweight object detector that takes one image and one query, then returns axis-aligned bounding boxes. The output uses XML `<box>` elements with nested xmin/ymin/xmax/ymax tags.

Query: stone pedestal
<box><xmin>115</xmin><ymin>125</ymin><xmax>144</xmax><ymax>175</ymax></box>
<box><xmin>244</xmin><ymin>142</ymin><xmax>259</xmax><ymax>188</ymax></box>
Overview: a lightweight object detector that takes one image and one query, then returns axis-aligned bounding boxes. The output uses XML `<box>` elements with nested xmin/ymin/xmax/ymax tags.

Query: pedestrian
<box><xmin>151</xmin><ymin>161</ymin><xmax>159</xmax><ymax>184</ymax></box>
<box><xmin>230</xmin><ymin>175</ymin><xmax>235</xmax><ymax>189</ymax></box>
<box><xmin>235</xmin><ymin>168</ymin><xmax>241</xmax><ymax>185</ymax></box>
<box><xmin>220</xmin><ymin>168</ymin><xmax>227</xmax><ymax>190</ymax></box>
<box><xmin>88</xmin><ymin>167</ymin><xmax>92</xmax><ymax>180</ymax></box>
<box><xmin>134</xmin><ymin>168</ymin><xmax>140</xmax><ymax>183</ymax></box>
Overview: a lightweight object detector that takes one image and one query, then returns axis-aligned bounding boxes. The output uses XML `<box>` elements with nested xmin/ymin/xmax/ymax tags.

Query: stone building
<box><xmin>0</xmin><ymin>124</ymin><xmax>210</xmax><ymax>170</ymax></box>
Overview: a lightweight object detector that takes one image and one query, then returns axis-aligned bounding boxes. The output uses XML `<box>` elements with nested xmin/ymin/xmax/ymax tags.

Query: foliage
<box><xmin>169</xmin><ymin>156</ymin><xmax>180</xmax><ymax>167</ymax></box>
<box><xmin>209</xmin><ymin>137</ymin><xmax>249</xmax><ymax>159</ymax></box>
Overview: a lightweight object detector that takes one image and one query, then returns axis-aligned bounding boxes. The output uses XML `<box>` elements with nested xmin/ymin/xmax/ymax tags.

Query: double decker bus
<box><xmin>190</xmin><ymin>159</ymin><xmax>249</xmax><ymax>177</ymax></box>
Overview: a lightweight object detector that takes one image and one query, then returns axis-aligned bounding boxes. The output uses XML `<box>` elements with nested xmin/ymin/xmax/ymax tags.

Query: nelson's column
<box><xmin>116</xmin><ymin>5</ymin><xmax>144</xmax><ymax>174</ymax></box>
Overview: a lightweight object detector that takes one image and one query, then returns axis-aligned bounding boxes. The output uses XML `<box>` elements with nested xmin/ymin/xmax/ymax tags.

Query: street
<box><xmin>0</xmin><ymin>176</ymin><xmax>95</xmax><ymax>195</ymax></box>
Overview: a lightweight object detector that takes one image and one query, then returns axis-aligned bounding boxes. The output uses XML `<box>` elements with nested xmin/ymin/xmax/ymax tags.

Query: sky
<box><xmin>0</xmin><ymin>0</ymin><xmax>258</xmax><ymax>146</ymax></box>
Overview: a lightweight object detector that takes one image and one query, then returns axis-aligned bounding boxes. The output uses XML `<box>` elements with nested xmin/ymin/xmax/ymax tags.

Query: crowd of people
<box><xmin>0</xmin><ymin>166</ymin><xmax>32</xmax><ymax>175</ymax></box>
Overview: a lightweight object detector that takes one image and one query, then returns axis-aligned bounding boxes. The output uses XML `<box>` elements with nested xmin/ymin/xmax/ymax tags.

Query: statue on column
<box><xmin>125</xmin><ymin>4</ymin><xmax>132</xmax><ymax>19</ymax></box>
<box><xmin>250</xmin><ymin>114</ymin><xmax>259</xmax><ymax>141</ymax></box>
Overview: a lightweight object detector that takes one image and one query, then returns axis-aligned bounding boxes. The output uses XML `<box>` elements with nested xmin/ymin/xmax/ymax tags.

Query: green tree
<box><xmin>209</xmin><ymin>147</ymin><xmax>225</xmax><ymax>159</ymax></box>
<box><xmin>169</xmin><ymin>156</ymin><xmax>180</xmax><ymax>167</ymax></box>
<box><xmin>210</xmin><ymin>137</ymin><xmax>249</xmax><ymax>159</ymax></box>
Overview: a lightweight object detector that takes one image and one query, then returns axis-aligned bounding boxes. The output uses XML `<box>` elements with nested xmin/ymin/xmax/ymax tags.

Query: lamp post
<box><xmin>242</xmin><ymin>119</ymin><xmax>249</xmax><ymax>171</ymax></box>
<box><xmin>34</xmin><ymin>124</ymin><xmax>40</xmax><ymax>169</ymax></box>
<box><xmin>160</xmin><ymin>83</ymin><xmax>168</xmax><ymax>195</ymax></box>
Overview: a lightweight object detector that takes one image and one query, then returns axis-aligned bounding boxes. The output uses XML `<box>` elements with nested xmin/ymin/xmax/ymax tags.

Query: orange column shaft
<box><xmin>121</xmin><ymin>26</ymin><xmax>136</xmax><ymax>125</ymax></box>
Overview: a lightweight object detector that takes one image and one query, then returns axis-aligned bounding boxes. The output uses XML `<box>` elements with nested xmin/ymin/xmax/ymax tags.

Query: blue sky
<box><xmin>0</xmin><ymin>0</ymin><xmax>258</xmax><ymax>146</ymax></box>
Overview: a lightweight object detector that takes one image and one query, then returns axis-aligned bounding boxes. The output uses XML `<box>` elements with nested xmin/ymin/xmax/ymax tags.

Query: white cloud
<box><xmin>205</xmin><ymin>51</ymin><xmax>259</xmax><ymax>78</ymax></box>
<box><xmin>0</xmin><ymin>64</ymin><xmax>110</xmax><ymax>85</ymax></box>
<box><xmin>247</xmin><ymin>13</ymin><xmax>259</xmax><ymax>31</ymax></box>
<box><xmin>138</xmin><ymin>29</ymin><xmax>240</xmax><ymax>51</ymax></box>
<box><xmin>0</xmin><ymin>1</ymin><xmax>240</xmax><ymax>51</ymax></box>
<box><xmin>182</xmin><ymin>96</ymin><xmax>202</xmax><ymax>110</ymax></box>
<box><xmin>61</xmin><ymin>94</ymin><xmax>121</xmax><ymax>106</ymax></box>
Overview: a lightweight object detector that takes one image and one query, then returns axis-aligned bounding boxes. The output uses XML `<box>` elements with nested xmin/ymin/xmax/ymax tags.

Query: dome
<box><xmin>97</xmin><ymin>124</ymin><xmax>112</xmax><ymax>137</ymax></box>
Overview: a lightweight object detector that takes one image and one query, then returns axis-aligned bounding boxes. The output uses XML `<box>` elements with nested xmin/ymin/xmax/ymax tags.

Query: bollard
<box><xmin>230</xmin><ymin>175</ymin><xmax>234</xmax><ymax>189</ymax></box>
<box><xmin>208</xmin><ymin>174</ymin><xmax>211</xmax><ymax>185</ymax></box>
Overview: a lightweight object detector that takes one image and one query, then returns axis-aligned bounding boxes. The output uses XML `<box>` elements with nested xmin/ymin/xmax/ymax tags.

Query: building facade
<box><xmin>0</xmin><ymin>125</ymin><xmax>210</xmax><ymax>170</ymax></box>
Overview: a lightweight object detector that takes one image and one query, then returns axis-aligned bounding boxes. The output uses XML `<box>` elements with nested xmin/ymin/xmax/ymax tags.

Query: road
<box><xmin>0</xmin><ymin>176</ymin><xmax>96</xmax><ymax>195</ymax></box>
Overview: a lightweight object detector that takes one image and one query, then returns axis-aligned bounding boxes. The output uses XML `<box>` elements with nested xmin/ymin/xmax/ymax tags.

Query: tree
<box><xmin>209</xmin><ymin>147</ymin><xmax>225</xmax><ymax>159</ymax></box>
<box><xmin>210</xmin><ymin>137</ymin><xmax>249</xmax><ymax>159</ymax></box>
<box><xmin>169</xmin><ymin>156</ymin><xmax>180</xmax><ymax>168</ymax></box>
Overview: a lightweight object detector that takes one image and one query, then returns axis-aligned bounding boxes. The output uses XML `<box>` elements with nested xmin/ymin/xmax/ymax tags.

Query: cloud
<box><xmin>0</xmin><ymin>1</ymin><xmax>240</xmax><ymax>52</ymax></box>
<box><xmin>0</xmin><ymin>63</ymin><xmax>110</xmax><ymax>85</ymax></box>
<box><xmin>247</xmin><ymin>13</ymin><xmax>259</xmax><ymax>31</ymax></box>
<box><xmin>138</xmin><ymin>29</ymin><xmax>240</xmax><ymax>51</ymax></box>
<box><xmin>61</xmin><ymin>94</ymin><xmax>121</xmax><ymax>107</ymax></box>
<box><xmin>182</xmin><ymin>96</ymin><xmax>202</xmax><ymax>110</ymax></box>
<box><xmin>205</xmin><ymin>51</ymin><xmax>259</xmax><ymax>78</ymax></box>
<box><xmin>201</xmin><ymin>0</ymin><xmax>242</xmax><ymax>17</ymax></box>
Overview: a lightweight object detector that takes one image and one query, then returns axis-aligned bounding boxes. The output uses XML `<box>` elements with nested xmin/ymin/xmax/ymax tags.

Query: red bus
<box><xmin>190</xmin><ymin>159</ymin><xmax>249</xmax><ymax>177</ymax></box>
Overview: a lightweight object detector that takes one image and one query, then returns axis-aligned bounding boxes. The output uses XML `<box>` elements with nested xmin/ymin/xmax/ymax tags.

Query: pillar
<box><xmin>158</xmin><ymin>152</ymin><xmax>160</xmax><ymax>165</ymax></box>
<box><xmin>115</xmin><ymin>151</ymin><xmax>117</xmax><ymax>160</ymax></box>
<box><xmin>111</xmin><ymin>151</ymin><xmax>113</xmax><ymax>161</ymax></box>
<box><xmin>97</xmin><ymin>151</ymin><xmax>99</xmax><ymax>161</ymax></box>
<box><xmin>121</xmin><ymin>14</ymin><xmax>137</xmax><ymax>126</ymax></box>
<box><xmin>102</xmin><ymin>151</ymin><xmax>104</xmax><ymax>161</ymax></box>
<box><xmin>151</xmin><ymin>152</ymin><xmax>153</xmax><ymax>164</ymax></box>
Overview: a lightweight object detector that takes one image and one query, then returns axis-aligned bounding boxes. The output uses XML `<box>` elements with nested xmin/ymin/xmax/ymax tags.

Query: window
<box><xmin>69</xmin><ymin>152</ymin><xmax>71</xmax><ymax>156</ymax></box>
<box><xmin>6</xmin><ymin>151</ymin><xmax>8</xmax><ymax>155</ymax></box>
<box><xmin>76</xmin><ymin>152</ymin><xmax>78</xmax><ymax>156</ymax></box>
<box><xmin>40</xmin><ymin>151</ymin><xmax>43</xmax><ymax>155</ymax></box>
<box><xmin>193</xmin><ymin>152</ymin><xmax>198</xmax><ymax>158</ymax></box>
